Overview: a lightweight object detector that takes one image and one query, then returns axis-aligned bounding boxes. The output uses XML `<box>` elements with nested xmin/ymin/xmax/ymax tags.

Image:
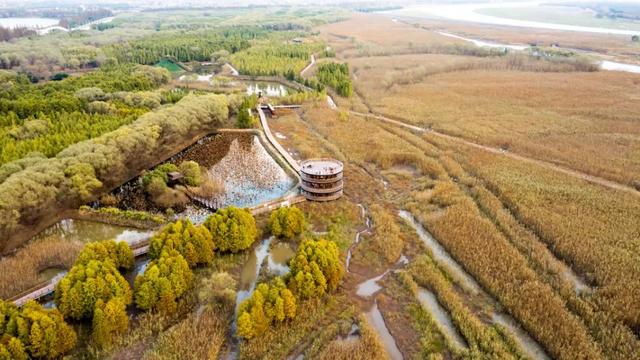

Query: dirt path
<box><xmin>349</xmin><ymin>111</ymin><xmax>640</xmax><ymax>197</ymax></box>
<box><xmin>300</xmin><ymin>54</ymin><xmax>316</xmax><ymax>77</ymax></box>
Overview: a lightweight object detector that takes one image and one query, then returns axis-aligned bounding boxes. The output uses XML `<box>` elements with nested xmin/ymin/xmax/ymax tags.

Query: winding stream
<box><xmin>437</xmin><ymin>31</ymin><xmax>528</xmax><ymax>50</ymax></box>
<box><xmin>346</xmin><ymin>204</ymin><xmax>371</xmax><ymax>272</ymax></box>
<box><xmin>492</xmin><ymin>313</ymin><xmax>550</xmax><ymax>360</ymax></box>
<box><xmin>356</xmin><ymin>270</ymin><xmax>390</xmax><ymax>298</ymax></box>
<box><xmin>434</xmin><ymin>30</ymin><xmax>640</xmax><ymax>74</ymax></box>
<box><xmin>398</xmin><ymin>211</ymin><xmax>481</xmax><ymax>294</ymax></box>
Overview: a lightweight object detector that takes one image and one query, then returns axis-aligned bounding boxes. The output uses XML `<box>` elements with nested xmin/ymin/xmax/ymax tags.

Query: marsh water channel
<box><xmin>398</xmin><ymin>210</ymin><xmax>551</xmax><ymax>360</ymax></box>
<box><xmin>434</xmin><ymin>30</ymin><xmax>640</xmax><ymax>74</ymax></box>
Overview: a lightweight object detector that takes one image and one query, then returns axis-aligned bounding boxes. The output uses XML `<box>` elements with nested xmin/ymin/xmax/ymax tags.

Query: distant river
<box><xmin>436</xmin><ymin>29</ymin><xmax>640</xmax><ymax>74</ymax></box>
<box><xmin>388</xmin><ymin>1</ymin><xmax>640</xmax><ymax>36</ymax></box>
<box><xmin>0</xmin><ymin>17</ymin><xmax>59</xmax><ymax>29</ymax></box>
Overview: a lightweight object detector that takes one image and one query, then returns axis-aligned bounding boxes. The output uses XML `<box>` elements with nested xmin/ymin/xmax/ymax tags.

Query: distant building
<box><xmin>299</xmin><ymin>159</ymin><xmax>344</xmax><ymax>201</ymax></box>
<box><xmin>167</xmin><ymin>172</ymin><xmax>184</xmax><ymax>187</ymax></box>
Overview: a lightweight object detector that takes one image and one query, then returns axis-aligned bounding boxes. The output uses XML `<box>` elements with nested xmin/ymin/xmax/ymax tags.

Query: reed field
<box><xmin>269</xmin><ymin>86</ymin><xmax>640</xmax><ymax>359</ymax></box>
<box><xmin>320</xmin><ymin>15</ymin><xmax>640</xmax><ymax>187</ymax></box>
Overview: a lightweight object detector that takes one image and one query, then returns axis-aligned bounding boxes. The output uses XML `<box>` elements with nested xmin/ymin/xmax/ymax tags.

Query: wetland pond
<box><xmin>236</xmin><ymin>237</ymin><xmax>295</xmax><ymax>308</ymax></box>
<box><xmin>111</xmin><ymin>132</ymin><xmax>296</xmax><ymax>224</ymax></box>
<box><xmin>178</xmin><ymin>74</ymin><xmax>294</xmax><ymax>97</ymax></box>
<box><xmin>33</xmin><ymin>219</ymin><xmax>153</xmax><ymax>246</ymax></box>
<box><xmin>245</xmin><ymin>81</ymin><xmax>292</xmax><ymax>97</ymax></box>
<box><xmin>172</xmin><ymin>133</ymin><xmax>296</xmax><ymax>216</ymax></box>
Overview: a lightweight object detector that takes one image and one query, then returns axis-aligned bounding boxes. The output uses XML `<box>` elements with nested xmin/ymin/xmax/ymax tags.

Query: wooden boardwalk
<box><xmin>257</xmin><ymin>105</ymin><xmax>301</xmax><ymax>173</ymax></box>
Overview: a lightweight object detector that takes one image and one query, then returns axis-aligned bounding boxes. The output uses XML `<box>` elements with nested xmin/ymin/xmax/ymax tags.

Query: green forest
<box><xmin>316</xmin><ymin>62</ymin><xmax>353</xmax><ymax>97</ymax></box>
<box><xmin>230</xmin><ymin>41</ymin><xmax>324</xmax><ymax>76</ymax></box>
<box><xmin>0</xmin><ymin>65</ymin><xmax>177</xmax><ymax>166</ymax></box>
<box><xmin>103</xmin><ymin>28</ymin><xmax>266</xmax><ymax>65</ymax></box>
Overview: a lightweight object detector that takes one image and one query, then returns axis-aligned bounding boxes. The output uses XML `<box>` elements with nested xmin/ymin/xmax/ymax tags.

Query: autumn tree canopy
<box><xmin>288</xmin><ymin>238</ymin><xmax>344</xmax><ymax>299</ymax></box>
<box><xmin>0</xmin><ymin>300</ymin><xmax>77</xmax><ymax>359</ymax></box>
<box><xmin>237</xmin><ymin>277</ymin><xmax>297</xmax><ymax>339</ymax></box>
<box><xmin>92</xmin><ymin>297</ymin><xmax>129</xmax><ymax>349</ymax></box>
<box><xmin>149</xmin><ymin>219</ymin><xmax>214</xmax><ymax>267</ymax></box>
<box><xmin>269</xmin><ymin>206</ymin><xmax>306</xmax><ymax>240</ymax></box>
<box><xmin>55</xmin><ymin>259</ymin><xmax>132</xmax><ymax>320</ymax></box>
<box><xmin>75</xmin><ymin>239</ymin><xmax>134</xmax><ymax>270</ymax></box>
<box><xmin>134</xmin><ymin>250</ymin><xmax>193</xmax><ymax>313</ymax></box>
<box><xmin>203</xmin><ymin>207</ymin><xmax>257</xmax><ymax>253</ymax></box>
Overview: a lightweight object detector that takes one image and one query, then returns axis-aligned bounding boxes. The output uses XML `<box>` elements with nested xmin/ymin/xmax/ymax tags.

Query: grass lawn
<box><xmin>156</xmin><ymin>59</ymin><xmax>184</xmax><ymax>73</ymax></box>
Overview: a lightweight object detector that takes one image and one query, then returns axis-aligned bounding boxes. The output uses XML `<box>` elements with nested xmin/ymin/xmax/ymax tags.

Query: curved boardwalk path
<box><xmin>348</xmin><ymin>110</ymin><xmax>640</xmax><ymax>197</ymax></box>
<box><xmin>257</xmin><ymin>105</ymin><xmax>301</xmax><ymax>173</ymax></box>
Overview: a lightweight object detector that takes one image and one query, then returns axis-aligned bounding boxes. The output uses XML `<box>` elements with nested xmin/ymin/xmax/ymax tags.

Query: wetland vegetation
<box><xmin>0</xmin><ymin>2</ymin><xmax>639</xmax><ymax>360</ymax></box>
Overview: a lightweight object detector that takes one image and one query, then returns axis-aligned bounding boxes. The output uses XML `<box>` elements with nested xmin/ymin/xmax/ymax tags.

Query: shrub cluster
<box><xmin>268</xmin><ymin>205</ymin><xmax>306</xmax><ymax>240</ymax></box>
<box><xmin>203</xmin><ymin>207</ymin><xmax>258</xmax><ymax>253</ymax></box>
<box><xmin>142</xmin><ymin>160</ymin><xmax>203</xmax><ymax>190</ymax></box>
<box><xmin>79</xmin><ymin>205</ymin><xmax>166</xmax><ymax>224</ymax></box>
<box><xmin>0</xmin><ymin>300</ymin><xmax>77</xmax><ymax>359</ymax></box>
<box><xmin>142</xmin><ymin>160</ymin><xmax>204</xmax><ymax>208</ymax></box>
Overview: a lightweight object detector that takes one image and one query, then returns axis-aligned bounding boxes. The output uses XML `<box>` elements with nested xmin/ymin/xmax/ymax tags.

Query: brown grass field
<box><xmin>319</xmin><ymin>15</ymin><xmax>640</xmax><ymax>188</ymax></box>
<box><xmin>267</xmin><ymin>79</ymin><xmax>640</xmax><ymax>359</ymax></box>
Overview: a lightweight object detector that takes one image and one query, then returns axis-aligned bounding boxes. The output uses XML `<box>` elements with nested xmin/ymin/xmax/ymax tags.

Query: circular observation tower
<box><xmin>299</xmin><ymin>159</ymin><xmax>344</xmax><ymax>202</ymax></box>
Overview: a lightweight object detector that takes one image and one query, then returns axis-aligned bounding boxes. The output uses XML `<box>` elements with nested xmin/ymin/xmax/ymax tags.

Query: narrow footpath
<box><xmin>348</xmin><ymin>111</ymin><xmax>640</xmax><ymax>197</ymax></box>
<box><xmin>300</xmin><ymin>54</ymin><xmax>316</xmax><ymax>77</ymax></box>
